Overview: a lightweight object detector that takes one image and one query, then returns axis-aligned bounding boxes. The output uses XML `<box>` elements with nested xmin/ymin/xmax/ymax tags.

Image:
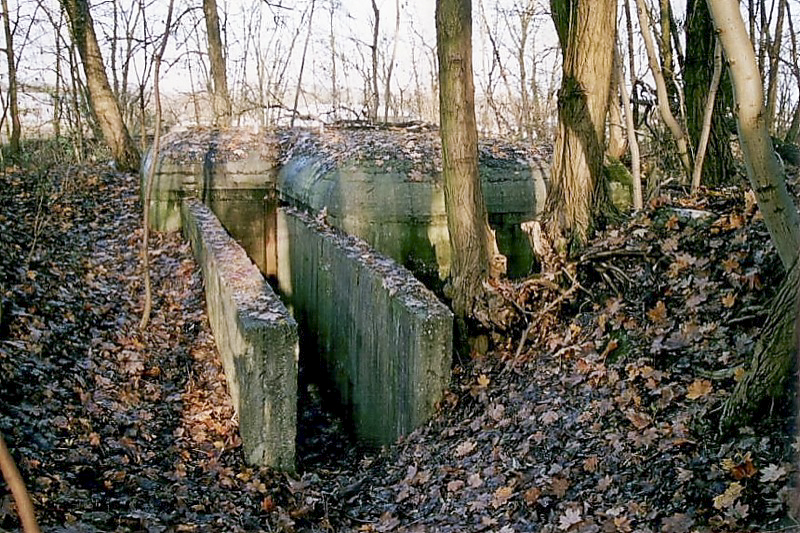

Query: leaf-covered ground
<box><xmin>0</xmin><ymin>158</ymin><xmax>797</xmax><ymax>532</ymax></box>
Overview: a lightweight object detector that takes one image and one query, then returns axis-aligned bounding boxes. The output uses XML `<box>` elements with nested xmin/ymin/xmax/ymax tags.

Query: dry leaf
<box><xmin>760</xmin><ymin>463</ymin><xmax>787</xmax><ymax>483</ymax></box>
<box><xmin>523</xmin><ymin>487</ymin><xmax>541</xmax><ymax>505</ymax></box>
<box><xmin>550</xmin><ymin>476</ymin><xmax>570</xmax><ymax>498</ymax></box>
<box><xmin>583</xmin><ymin>455</ymin><xmax>599</xmax><ymax>473</ymax></box>
<box><xmin>558</xmin><ymin>508</ymin><xmax>582</xmax><ymax>530</ymax></box>
<box><xmin>491</xmin><ymin>486</ymin><xmax>513</xmax><ymax>508</ymax></box>
<box><xmin>721</xmin><ymin>292</ymin><xmax>736</xmax><ymax>308</ymax></box>
<box><xmin>713</xmin><ymin>482</ymin><xmax>744</xmax><ymax>509</ymax></box>
<box><xmin>686</xmin><ymin>379</ymin><xmax>712</xmax><ymax>400</ymax></box>
<box><xmin>455</xmin><ymin>440</ymin><xmax>476</xmax><ymax>457</ymax></box>
<box><xmin>647</xmin><ymin>301</ymin><xmax>668</xmax><ymax>324</ymax></box>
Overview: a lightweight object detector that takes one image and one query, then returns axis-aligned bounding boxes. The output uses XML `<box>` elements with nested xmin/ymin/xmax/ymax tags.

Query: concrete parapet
<box><xmin>277</xmin><ymin>207</ymin><xmax>453</xmax><ymax>446</ymax></box>
<box><xmin>181</xmin><ymin>198</ymin><xmax>297</xmax><ymax>469</ymax></box>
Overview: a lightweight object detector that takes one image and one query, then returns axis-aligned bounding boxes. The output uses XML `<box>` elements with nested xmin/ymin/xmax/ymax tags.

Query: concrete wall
<box><xmin>276</xmin><ymin>149</ymin><xmax>549</xmax><ymax>279</ymax></box>
<box><xmin>181</xmin><ymin>199</ymin><xmax>297</xmax><ymax>469</ymax></box>
<box><xmin>277</xmin><ymin>207</ymin><xmax>453</xmax><ymax>446</ymax></box>
<box><xmin>142</xmin><ymin>130</ymin><xmax>281</xmax><ymax>232</ymax></box>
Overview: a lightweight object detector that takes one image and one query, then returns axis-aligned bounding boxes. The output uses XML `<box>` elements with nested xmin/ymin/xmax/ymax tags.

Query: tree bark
<box><xmin>764</xmin><ymin>0</ymin><xmax>786</xmax><ymax>132</ymax></box>
<box><xmin>383</xmin><ymin>0</ymin><xmax>400</xmax><ymax>123</ymax></box>
<box><xmin>721</xmin><ymin>257</ymin><xmax>799</xmax><ymax>427</ymax></box>
<box><xmin>61</xmin><ymin>0</ymin><xmax>139</xmax><ymax>172</ymax></box>
<box><xmin>616</xmin><ymin>46</ymin><xmax>642</xmax><ymax>210</ymax></box>
<box><xmin>690</xmin><ymin>39</ymin><xmax>723</xmax><ymax>191</ymax></box>
<box><xmin>707</xmin><ymin>0</ymin><xmax>800</xmax><ymax>427</ymax></box>
<box><xmin>203</xmin><ymin>0</ymin><xmax>231</xmax><ymax>127</ymax></box>
<box><xmin>370</xmin><ymin>0</ymin><xmax>380</xmax><ymax>122</ymax></box>
<box><xmin>707</xmin><ymin>0</ymin><xmax>800</xmax><ymax>271</ymax></box>
<box><xmin>436</xmin><ymin>0</ymin><xmax>496</xmax><ymax>323</ymax></box>
<box><xmin>544</xmin><ymin>0</ymin><xmax>617</xmax><ymax>250</ymax></box>
<box><xmin>290</xmin><ymin>0</ymin><xmax>316</xmax><ymax>128</ymax></box>
<box><xmin>1</xmin><ymin>0</ymin><xmax>20</xmax><ymax>156</ymax></box>
<box><xmin>635</xmin><ymin>0</ymin><xmax>692</xmax><ymax>181</ymax></box>
<box><xmin>685</xmin><ymin>0</ymin><xmax>735</xmax><ymax>186</ymax></box>
<box><xmin>140</xmin><ymin>0</ymin><xmax>175</xmax><ymax>330</ymax></box>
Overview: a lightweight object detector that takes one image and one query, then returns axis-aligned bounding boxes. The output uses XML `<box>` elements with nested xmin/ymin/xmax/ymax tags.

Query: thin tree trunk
<box><xmin>436</xmin><ymin>0</ymin><xmax>497</xmax><ymax>323</ymax></box>
<box><xmin>290</xmin><ymin>0</ymin><xmax>316</xmax><ymax>128</ymax></box>
<box><xmin>328</xmin><ymin>1</ymin><xmax>338</xmax><ymax>118</ymax></box>
<box><xmin>635</xmin><ymin>0</ymin><xmax>692</xmax><ymax>181</ymax></box>
<box><xmin>624</xmin><ymin>0</ymin><xmax>638</xmax><ymax>126</ymax></box>
<box><xmin>707</xmin><ymin>0</ymin><xmax>800</xmax><ymax>270</ymax></box>
<box><xmin>203</xmin><ymin>0</ymin><xmax>231</xmax><ymax>127</ymax></box>
<box><xmin>140</xmin><ymin>0</ymin><xmax>175</xmax><ymax>330</ymax></box>
<box><xmin>691</xmin><ymin>39</ymin><xmax>723</xmax><ymax>191</ymax></box>
<box><xmin>1</xmin><ymin>0</ymin><xmax>20</xmax><ymax>156</ymax></box>
<box><xmin>617</xmin><ymin>46</ymin><xmax>642</xmax><ymax>210</ymax></box>
<box><xmin>61</xmin><ymin>0</ymin><xmax>139</xmax><ymax>172</ymax></box>
<box><xmin>370</xmin><ymin>0</ymin><xmax>380</xmax><ymax>122</ymax></box>
<box><xmin>607</xmin><ymin>49</ymin><xmax>626</xmax><ymax>160</ymax></box>
<box><xmin>765</xmin><ymin>0</ymin><xmax>786</xmax><ymax>132</ymax></box>
<box><xmin>383</xmin><ymin>0</ymin><xmax>400</xmax><ymax>123</ymax></box>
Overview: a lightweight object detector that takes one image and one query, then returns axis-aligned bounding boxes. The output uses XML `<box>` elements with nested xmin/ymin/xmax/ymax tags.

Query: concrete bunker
<box><xmin>143</xmin><ymin>127</ymin><xmax>549</xmax><ymax>467</ymax></box>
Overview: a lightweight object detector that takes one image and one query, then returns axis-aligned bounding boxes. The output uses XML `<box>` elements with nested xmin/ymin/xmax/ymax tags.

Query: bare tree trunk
<box><xmin>1</xmin><ymin>0</ymin><xmax>20</xmax><ymax>156</ymax></box>
<box><xmin>203</xmin><ymin>0</ymin><xmax>231</xmax><ymax>127</ymax></box>
<box><xmin>61</xmin><ymin>0</ymin><xmax>139</xmax><ymax>172</ymax></box>
<box><xmin>659</xmin><ymin>0</ymin><xmax>677</xmax><ymax>106</ymax></box>
<box><xmin>624</xmin><ymin>0</ymin><xmax>638</xmax><ymax>126</ymax></box>
<box><xmin>370</xmin><ymin>0</ymin><xmax>380</xmax><ymax>122</ymax></box>
<box><xmin>708</xmin><ymin>0</ymin><xmax>800</xmax><ymax>427</ymax></box>
<box><xmin>685</xmin><ymin>0</ymin><xmax>735</xmax><ymax>186</ymax></box>
<box><xmin>543</xmin><ymin>0</ymin><xmax>617</xmax><ymax>250</ymax></box>
<box><xmin>635</xmin><ymin>0</ymin><xmax>692</xmax><ymax>181</ymax></box>
<box><xmin>765</xmin><ymin>0</ymin><xmax>786</xmax><ymax>132</ymax></box>
<box><xmin>290</xmin><ymin>0</ymin><xmax>316</xmax><ymax>128</ymax></box>
<box><xmin>383</xmin><ymin>0</ymin><xmax>400</xmax><ymax>123</ymax></box>
<box><xmin>721</xmin><ymin>256</ymin><xmax>799</xmax><ymax>427</ymax></box>
<box><xmin>616</xmin><ymin>46</ymin><xmax>642</xmax><ymax>210</ymax></box>
<box><xmin>436</xmin><ymin>0</ymin><xmax>498</xmax><ymax>323</ymax></box>
<box><xmin>140</xmin><ymin>0</ymin><xmax>175</xmax><ymax>330</ymax></box>
<box><xmin>607</xmin><ymin>50</ymin><xmax>626</xmax><ymax>160</ymax></box>
<box><xmin>691</xmin><ymin>40</ymin><xmax>722</xmax><ymax>191</ymax></box>
<box><xmin>707</xmin><ymin>0</ymin><xmax>800</xmax><ymax>270</ymax></box>
<box><xmin>328</xmin><ymin>0</ymin><xmax>339</xmax><ymax>118</ymax></box>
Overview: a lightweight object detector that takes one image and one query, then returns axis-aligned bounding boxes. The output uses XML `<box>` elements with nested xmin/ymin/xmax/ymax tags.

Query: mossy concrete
<box><xmin>277</xmin><ymin>207</ymin><xmax>453</xmax><ymax>446</ymax></box>
<box><xmin>181</xmin><ymin>198</ymin><xmax>297</xmax><ymax>469</ymax></box>
<box><xmin>276</xmin><ymin>147</ymin><xmax>549</xmax><ymax>279</ymax></box>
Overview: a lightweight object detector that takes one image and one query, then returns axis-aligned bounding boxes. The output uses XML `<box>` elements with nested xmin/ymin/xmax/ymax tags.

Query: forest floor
<box><xmin>0</xmin><ymin>153</ymin><xmax>798</xmax><ymax>533</ymax></box>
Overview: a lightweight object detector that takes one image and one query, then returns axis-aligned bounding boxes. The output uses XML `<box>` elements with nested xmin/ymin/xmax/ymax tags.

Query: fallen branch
<box><xmin>0</xmin><ymin>432</ymin><xmax>40</xmax><ymax>533</ymax></box>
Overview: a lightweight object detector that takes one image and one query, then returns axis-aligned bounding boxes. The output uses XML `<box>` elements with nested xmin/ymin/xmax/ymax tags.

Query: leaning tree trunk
<box><xmin>543</xmin><ymin>0</ymin><xmax>617</xmax><ymax>251</ymax></box>
<box><xmin>721</xmin><ymin>257</ymin><xmax>799</xmax><ymax>426</ymax></box>
<box><xmin>61</xmin><ymin>0</ymin><xmax>139</xmax><ymax>172</ymax></box>
<box><xmin>686</xmin><ymin>0</ymin><xmax>735</xmax><ymax>186</ymax></box>
<box><xmin>635</xmin><ymin>0</ymin><xmax>692</xmax><ymax>182</ymax></box>
<box><xmin>436</xmin><ymin>0</ymin><xmax>498</xmax><ymax>324</ymax></box>
<box><xmin>707</xmin><ymin>0</ymin><xmax>800</xmax><ymax>427</ymax></box>
<box><xmin>203</xmin><ymin>0</ymin><xmax>231</xmax><ymax>127</ymax></box>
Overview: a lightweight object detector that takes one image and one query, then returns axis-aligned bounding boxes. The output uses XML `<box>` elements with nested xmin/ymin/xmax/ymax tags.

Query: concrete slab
<box><xmin>181</xmin><ymin>198</ymin><xmax>297</xmax><ymax>469</ymax></box>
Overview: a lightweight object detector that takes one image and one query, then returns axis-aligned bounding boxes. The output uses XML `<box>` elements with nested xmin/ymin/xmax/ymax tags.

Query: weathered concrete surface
<box><xmin>181</xmin><ymin>198</ymin><xmax>297</xmax><ymax>469</ymax></box>
<box><xmin>277</xmin><ymin>207</ymin><xmax>453</xmax><ymax>446</ymax></box>
<box><xmin>277</xmin><ymin>130</ymin><xmax>549</xmax><ymax>279</ymax></box>
<box><xmin>142</xmin><ymin>129</ymin><xmax>282</xmax><ymax>232</ymax></box>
